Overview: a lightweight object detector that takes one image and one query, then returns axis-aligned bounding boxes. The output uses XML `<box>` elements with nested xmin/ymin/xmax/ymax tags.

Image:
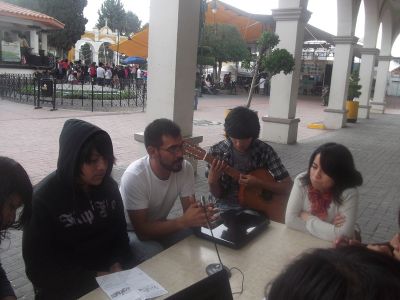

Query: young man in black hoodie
<box><xmin>22</xmin><ymin>119</ymin><xmax>133</xmax><ymax>300</ymax></box>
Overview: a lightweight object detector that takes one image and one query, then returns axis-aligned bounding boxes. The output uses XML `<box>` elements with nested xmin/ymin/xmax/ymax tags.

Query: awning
<box><xmin>110</xmin><ymin>0</ymin><xmax>335</xmax><ymax>58</ymax></box>
<box><xmin>109</xmin><ymin>28</ymin><xmax>148</xmax><ymax>58</ymax></box>
<box><xmin>0</xmin><ymin>0</ymin><xmax>64</xmax><ymax>30</ymax></box>
<box><xmin>204</xmin><ymin>0</ymin><xmax>273</xmax><ymax>43</ymax></box>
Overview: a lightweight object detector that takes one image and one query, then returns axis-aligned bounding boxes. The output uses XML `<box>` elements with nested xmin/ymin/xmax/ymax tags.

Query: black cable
<box><xmin>200</xmin><ymin>196</ymin><xmax>245</xmax><ymax>296</ymax></box>
<box><xmin>201</xmin><ymin>196</ymin><xmax>225</xmax><ymax>268</ymax></box>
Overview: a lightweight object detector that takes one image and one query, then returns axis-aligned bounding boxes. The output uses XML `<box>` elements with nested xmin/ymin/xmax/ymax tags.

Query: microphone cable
<box><xmin>200</xmin><ymin>195</ymin><xmax>244</xmax><ymax>295</ymax></box>
<box><xmin>201</xmin><ymin>195</ymin><xmax>225</xmax><ymax>270</ymax></box>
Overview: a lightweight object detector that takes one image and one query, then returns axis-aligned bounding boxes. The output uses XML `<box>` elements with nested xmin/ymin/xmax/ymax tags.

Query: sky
<box><xmin>84</xmin><ymin>0</ymin><xmax>400</xmax><ymax>57</ymax></box>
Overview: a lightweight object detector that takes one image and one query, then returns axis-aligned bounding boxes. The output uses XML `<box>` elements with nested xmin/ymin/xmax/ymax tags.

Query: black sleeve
<box><xmin>22</xmin><ymin>197</ymin><xmax>98</xmax><ymax>299</ymax></box>
<box><xmin>108</xmin><ymin>181</ymin><xmax>134</xmax><ymax>269</ymax></box>
<box><xmin>0</xmin><ymin>263</ymin><xmax>15</xmax><ymax>299</ymax></box>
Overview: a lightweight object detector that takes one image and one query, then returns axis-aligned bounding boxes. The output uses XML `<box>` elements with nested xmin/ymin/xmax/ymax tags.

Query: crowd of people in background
<box><xmin>52</xmin><ymin>58</ymin><xmax>147</xmax><ymax>88</ymax></box>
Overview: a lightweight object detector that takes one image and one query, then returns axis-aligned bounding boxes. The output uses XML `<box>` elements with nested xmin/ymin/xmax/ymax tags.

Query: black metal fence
<box><xmin>0</xmin><ymin>74</ymin><xmax>146</xmax><ymax>112</ymax></box>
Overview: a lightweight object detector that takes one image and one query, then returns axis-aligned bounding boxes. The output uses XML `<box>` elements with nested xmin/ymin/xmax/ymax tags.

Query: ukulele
<box><xmin>183</xmin><ymin>142</ymin><xmax>288</xmax><ymax>223</ymax></box>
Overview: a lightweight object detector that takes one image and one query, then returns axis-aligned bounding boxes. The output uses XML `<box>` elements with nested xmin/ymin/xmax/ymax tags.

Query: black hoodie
<box><xmin>22</xmin><ymin>119</ymin><xmax>133</xmax><ymax>300</ymax></box>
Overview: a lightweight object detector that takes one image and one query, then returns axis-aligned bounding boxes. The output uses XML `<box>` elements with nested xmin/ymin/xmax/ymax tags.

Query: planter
<box><xmin>346</xmin><ymin>100</ymin><xmax>359</xmax><ymax>123</ymax></box>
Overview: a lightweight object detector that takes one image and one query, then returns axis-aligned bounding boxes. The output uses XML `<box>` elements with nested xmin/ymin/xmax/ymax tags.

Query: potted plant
<box><xmin>346</xmin><ymin>70</ymin><xmax>362</xmax><ymax>123</ymax></box>
<box><xmin>244</xmin><ymin>31</ymin><xmax>295</xmax><ymax>108</ymax></box>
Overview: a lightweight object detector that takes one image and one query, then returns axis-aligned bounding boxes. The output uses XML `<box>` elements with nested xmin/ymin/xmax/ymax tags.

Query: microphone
<box><xmin>201</xmin><ymin>195</ymin><xmax>231</xmax><ymax>278</ymax></box>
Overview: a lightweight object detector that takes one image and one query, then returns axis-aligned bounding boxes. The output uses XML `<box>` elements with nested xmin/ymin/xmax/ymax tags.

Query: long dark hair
<box><xmin>0</xmin><ymin>157</ymin><xmax>33</xmax><ymax>241</ymax></box>
<box><xmin>301</xmin><ymin>143</ymin><xmax>363</xmax><ymax>204</ymax></box>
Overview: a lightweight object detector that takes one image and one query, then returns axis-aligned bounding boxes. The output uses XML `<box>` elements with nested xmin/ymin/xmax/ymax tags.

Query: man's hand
<box><xmin>208</xmin><ymin>159</ymin><xmax>227</xmax><ymax>183</ymax></box>
<box><xmin>367</xmin><ymin>244</ymin><xmax>394</xmax><ymax>257</ymax></box>
<box><xmin>180</xmin><ymin>202</ymin><xmax>208</xmax><ymax>228</ymax></box>
<box><xmin>239</xmin><ymin>174</ymin><xmax>263</xmax><ymax>188</ymax></box>
<box><xmin>390</xmin><ymin>233</ymin><xmax>400</xmax><ymax>261</ymax></box>
<box><xmin>109</xmin><ymin>262</ymin><xmax>123</xmax><ymax>273</ymax></box>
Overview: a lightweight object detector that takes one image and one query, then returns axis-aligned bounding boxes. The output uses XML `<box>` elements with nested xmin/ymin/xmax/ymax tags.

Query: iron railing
<box><xmin>0</xmin><ymin>74</ymin><xmax>146</xmax><ymax>112</ymax></box>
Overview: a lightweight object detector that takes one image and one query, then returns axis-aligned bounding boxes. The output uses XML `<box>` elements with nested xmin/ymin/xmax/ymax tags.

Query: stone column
<box><xmin>358</xmin><ymin>48</ymin><xmax>379</xmax><ymax>118</ymax></box>
<box><xmin>261</xmin><ymin>5</ymin><xmax>310</xmax><ymax>144</ymax></box>
<box><xmin>371</xmin><ymin>56</ymin><xmax>391</xmax><ymax>113</ymax></box>
<box><xmin>41</xmin><ymin>32</ymin><xmax>48</xmax><ymax>55</ymax></box>
<box><xmin>323</xmin><ymin>36</ymin><xmax>358</xmax><ymax>129</ymax></box>
<box><xmin>143</xmin><ymin>0</ymin><xmax>201</xmax><ymax>137</ymax></box>
<box><xmin>75</xmin><ymin>47</ymin><xmax>80</xmax><ymax>62</ymax></box>
<box><xmin>30</xmin><ymin>30</ymin><xmax>39</xmax><ymax>55</ymax></box>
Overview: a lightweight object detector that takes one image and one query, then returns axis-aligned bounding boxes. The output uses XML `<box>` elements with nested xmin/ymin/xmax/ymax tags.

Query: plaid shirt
<box><xmin>207</xmin><ymin>139</ymin><xmax>289</xmax><ymax>200</ymax></box>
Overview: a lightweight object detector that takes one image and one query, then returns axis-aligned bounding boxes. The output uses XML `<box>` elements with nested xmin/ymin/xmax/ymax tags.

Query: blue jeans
<box><xmin>128</xmin><ymin>228</ymin><xmax>193</xmax><ymax>264</ymax></box>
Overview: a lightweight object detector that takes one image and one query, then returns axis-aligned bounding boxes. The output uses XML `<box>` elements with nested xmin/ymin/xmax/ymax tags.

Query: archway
<box><xmin>98</xmin><ymin>42</ymin><xmax>114</xmax><ymax>65</ymax></box>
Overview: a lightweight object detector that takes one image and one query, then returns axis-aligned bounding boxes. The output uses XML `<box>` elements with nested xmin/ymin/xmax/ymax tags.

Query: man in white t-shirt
<box><xmin>120</xmin><ymin>118</ymin><xmax>211</xmax><ymax>263</ymax></box>
<box><xmin>96</xmin><ymin>62</ymin><xmax>106</xmax><ymax>86</ymax></box>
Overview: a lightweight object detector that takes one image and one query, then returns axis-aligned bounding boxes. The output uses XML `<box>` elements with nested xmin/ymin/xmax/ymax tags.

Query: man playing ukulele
<box><xmin>207</xmin><ymin>106</ymin><xmax>293</xmax><ymax>222</ymax></box>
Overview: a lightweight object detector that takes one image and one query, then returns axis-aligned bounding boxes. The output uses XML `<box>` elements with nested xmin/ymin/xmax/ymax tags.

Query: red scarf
<box><xmin>308</xmin><ymin>185</ymin><xmax>333</xmax><ymax>220</ymax></box>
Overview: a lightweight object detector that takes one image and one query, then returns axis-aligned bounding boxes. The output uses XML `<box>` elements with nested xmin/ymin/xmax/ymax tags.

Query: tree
<box><xmin>125</xmin><ymin>11</ymin><xmax>141</xmax><ymax>36</ymax></box>
<box><xmin>347</xmin><ymin>70</ymin><xmax>362</xmax><ymax>100</ymax></box>
<box><xmin>79</xmin><ymin>43</ymin><xmax>92</xmax><ymax>65</ymax></box>
<box><xmin>96</xmin><ymin>0</ymin><xmax>125</xmax><ymax>32</ymax></box>
<box><xmin>244</xmin><ymin>31</ymin><xmax>295</xmax><ymax>108</ymax></box>
<box><xmin>202</xmin><ymin>24</ymin><xmax>249</xmax><ymax>81</ymax></box>
<box><xmin>5</xmin><ymin>0</ymin><xmax>87</xmax><ymax>54</ymax></box>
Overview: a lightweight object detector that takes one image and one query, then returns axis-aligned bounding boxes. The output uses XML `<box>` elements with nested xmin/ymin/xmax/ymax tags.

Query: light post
<box><xmin>116</xmin><ymin>28</ymin><xmax>126</xmax><ymax>66</ymax></box>
<box><xmin>116</xmin><ymin>29</ymin><xmax>120</xmax><ymax>65</ymax></box>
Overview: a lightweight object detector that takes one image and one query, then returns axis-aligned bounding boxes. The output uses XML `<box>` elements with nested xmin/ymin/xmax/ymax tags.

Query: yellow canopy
<box><xmin>109</xmin><ymin>1</ymin><xmax>273</xmax><ymax>57</ymax></box>
<box><xmin>204</xmin><ymin>0</ymin><xmax>272</xmax><ymax>43</ymax></box>
<box><xmin>109</xmin><ymin>28</ymin><xmax>148</xmax><ymax>58</ymax></box>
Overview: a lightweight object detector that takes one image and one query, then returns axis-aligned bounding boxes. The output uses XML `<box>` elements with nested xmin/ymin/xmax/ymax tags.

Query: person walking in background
<box><xmin>321</xmin><ymin>86</ymin><xmax>330</xmax><ymax>106</ymax></box>
<box><xmin>0</xmin><ymin>157</ymin><xmax>32</xmax><ymax>300</ymax></box>
<box><xmin>22</xmin><ymin>119</ymin><xmax>133</xmax><ymax>300</ymax></box>
<box><xmin>96</xmin><ymin>62</ymin><xmax>105</xmax><ymax>86</ymax></box>
<box><xmin>285</xmin><ymin>143</ymin><xmax>363</xmax><ymax>242</ymax></box>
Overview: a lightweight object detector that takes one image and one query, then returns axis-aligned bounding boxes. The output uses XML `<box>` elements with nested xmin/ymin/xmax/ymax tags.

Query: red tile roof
<box><xmin>0</xmin><ymin>1</ymin><xmax>64</xmax><ymax>30</ymax></box>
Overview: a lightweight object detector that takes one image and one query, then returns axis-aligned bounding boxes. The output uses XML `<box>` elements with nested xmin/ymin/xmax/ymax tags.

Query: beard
<box><xmin>159</xmin><ymin>157</ymin><xmax>184</xmax><ymax>172</ymax></box>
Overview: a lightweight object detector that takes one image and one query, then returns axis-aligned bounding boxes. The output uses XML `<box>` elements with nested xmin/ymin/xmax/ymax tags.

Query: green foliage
<box><xmin>245</xmin><ymin>31</ymin><xmax>295</xmax><ymax>107</ymax></box>
<box><xmin>97</xmin><ymin>0</ymin><xmax>125</xmax><ymax>31</ymax></box>
<box><xmin>261</xmin><ymin>49</ymin><xmax>295</xmax><ymax>77</ymax></box>
<box><xmin>80</xmin><ymin>43</ymin><xmax>92</xmax><ymax>65</ymax></box>
<box><xmin>125</xmin><ymin>11</ymin><xmax>141</xmax><ymax>36</ymax></box>
<box><xmin>4</xmin><ymin>0</ymin><xmax>87</xmax><ymax>52</ymax></box>
<box><xmin>97</xmin><ymin>0</ymin><xmax>141</xmax><ymax>36</ymax></box>
<box><xmin>197</xmin><ymin>46</ymin><xmax>215</xmax><ymax>66</ymax></box>
<box><xmin>202</xmin><ymin>24</ymin><xmax>250</xmax><ymax>64</ymax></box>
<box><xmin>258</xmin><ymin>31</ymin><xmax>280</xmax><ymax>53</ymax></box>
<box><xmin>347</xmin><ymin>70</ymin><xmax>362</xmax><ymax>100</ymax></box>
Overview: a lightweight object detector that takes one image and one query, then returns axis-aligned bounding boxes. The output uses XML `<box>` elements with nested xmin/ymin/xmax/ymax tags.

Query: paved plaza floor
<box><xmin>1</xmin><ymin>93</ymin><xmax>400</xmax><ymax>299</ymax></box>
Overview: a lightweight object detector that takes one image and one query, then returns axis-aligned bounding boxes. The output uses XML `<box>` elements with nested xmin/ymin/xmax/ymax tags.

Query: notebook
<box><xmin>194</xmin><ymin>209</ymin><xmax>269</xmax><ymax>249</ymax></box>
<box><xmin>165</xmin><ymin>269</ymin><xmax>233</xmax><ymax>300</ymax></box>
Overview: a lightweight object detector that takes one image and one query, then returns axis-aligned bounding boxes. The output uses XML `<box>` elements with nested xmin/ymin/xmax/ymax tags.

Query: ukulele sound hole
<box><xmin>260</xmin><ymin>190</ymin><xmax>273</xmax><ymax>201</ymax></box>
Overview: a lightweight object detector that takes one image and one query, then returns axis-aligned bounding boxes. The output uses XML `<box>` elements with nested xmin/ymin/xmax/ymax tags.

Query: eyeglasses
<box><xmin>159</xmin><ymin>144</ymin><xmax>184</xmax><ymax>155</ymax></box>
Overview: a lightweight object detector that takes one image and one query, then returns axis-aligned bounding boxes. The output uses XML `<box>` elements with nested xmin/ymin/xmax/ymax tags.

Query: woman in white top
<box><xmin>285</xmin><ymin>143</ymin><xmax>363</xmax><ymax>242</ymax></box>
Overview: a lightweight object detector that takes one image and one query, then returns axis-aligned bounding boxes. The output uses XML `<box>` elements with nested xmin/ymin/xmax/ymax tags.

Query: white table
<box><xmin>80</xmin><ymin>222</ymin><xmax>330</xmax><ymax>300</ymax></box>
